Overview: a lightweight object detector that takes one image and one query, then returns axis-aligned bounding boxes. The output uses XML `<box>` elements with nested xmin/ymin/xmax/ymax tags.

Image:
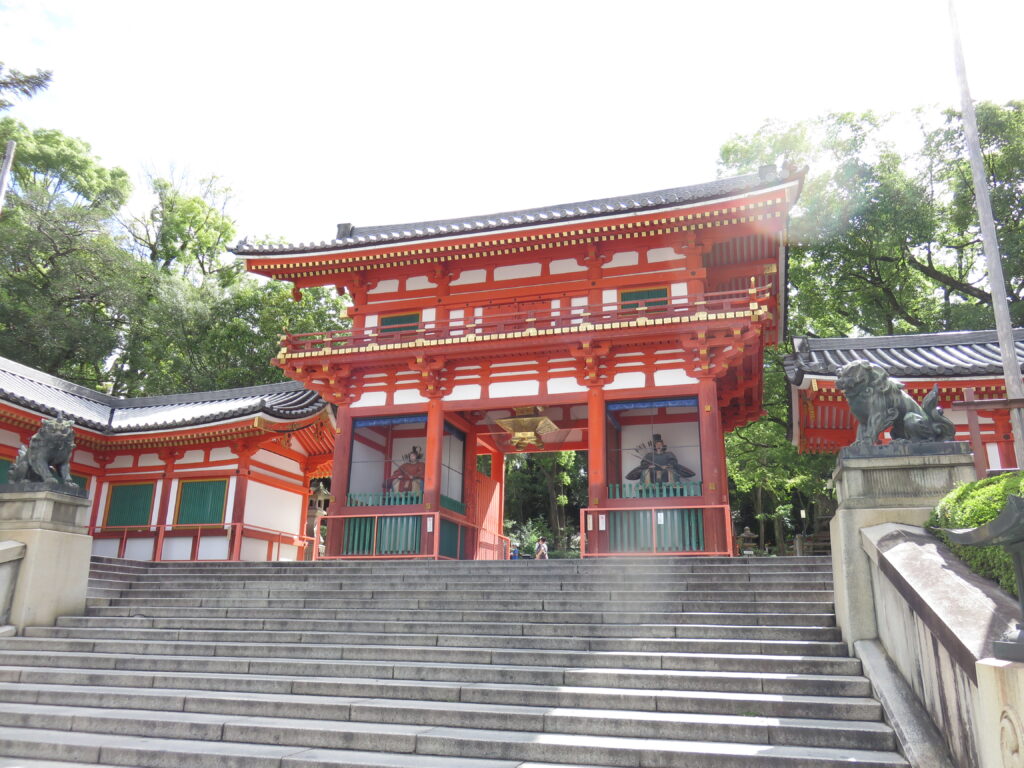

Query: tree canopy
<box><xmin>0</xmin><ymin>117</ymin><xmax>349</xmax><ymax>395</ymax></box>
<box><xmin>720</xmin><ymin>101</ymin><xmax>1024</xmax><ymax>541</ymax></box>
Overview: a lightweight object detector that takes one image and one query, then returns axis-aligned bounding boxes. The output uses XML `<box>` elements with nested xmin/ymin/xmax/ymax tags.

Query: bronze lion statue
<box><xmin>836</xmin><ymin>360</ymin><xmax>956</xmax><ymax>446</ymax></box>
<box><xmin>9</xmin><ymin>416</ymin><xmax>76</xmax><ymax>488</ymax></box>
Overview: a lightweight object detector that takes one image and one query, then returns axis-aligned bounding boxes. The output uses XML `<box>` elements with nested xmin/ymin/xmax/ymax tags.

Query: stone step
<box><xmin>112</xmin><ymin>577</ymin><xmax>831</xmax><ymax>589</ymax></box>
<box><xmin>0</xmin><ymin>721</ymin><xmax>908</xmax><ymax>768</ymax></box>
<box><xmin>25</xmin><ymin>626</ymin><xmax>848</xmax><ymax>656</ymax></box>
<box><xmin>0</xmin><ymin>677</ymin><xmax>884</xmax><ymax>720</ymax></box>
<box><xmin>82</xmin><ymin>605</ymin><xmax>838</xmax><ymax>627</ymax></box>
<box><xmin>110</xmin><ymin>589</ymin><xmax>831</xmax><ymax>602</ymax></box>
<box><xmin>88</xmin><ymin>597</ymin><xmax>837</xmax><ymax>615</ymax></box>
<box><xmin>0</xmin><ymin>636</ymin><xmax>863</xmax><ymax>675</ymax></box>
<box><xmin>0</xmin><ymin>693</ymin><xmax>898</xmax><ymax>750</ymax></box>
<box><xmin>0</xmin><ymin>652</ymin><xmax>872</xmax><ymax>696</ymax></box>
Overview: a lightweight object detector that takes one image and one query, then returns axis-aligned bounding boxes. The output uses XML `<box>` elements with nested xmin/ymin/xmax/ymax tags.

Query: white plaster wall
<box><xmin>180</xmin><ymin>450</ymin><xmax>205</xmax><ymax>464</ymax></box>
<box><xmin>407</xmin><ymin>276</ymin><xmax>435</xmax><ymax>291</ymax></box>
<box><xmin>494</xmin><ymin>263</ymin><xmax>541</xmax><ymax>281</ymax></box>
<box><xmin>452</xmin><ymin>269</ymin><xmax>486</xmax><ymax>286</ymax></box>
<box><xmin>670</xmin><ymin>282</ymin><xmax>688</xmax><ymax>297</ymax></box>
<box><xmin>210</xmin><ymin>447</ymin><xmax>234</xmax><ymax>462</ymax></box>
<box><xmin>137</xmin><ymin>454</ymin><xmax>162</xmax><ymax>467</ymax></box>
<box><xmin>422</xmin><ymin>308</ymin><xmax>436</xmax><ymax>324</ymax></box>
<box><xmin>369</xmin><ymin>279</ymin><xmax>399</xmax><ymax>294</ymax></box>
<box><xmin>108</xmin><ymin>456</ymin><xmax>133</xmax><ymax>469</ymax></box>
<box><xmin>365</xmin><ymin>314</ymin><xmax>379</xmax><ymax>330</ymax></box>
<box><xmin>239</xmin><ymin>537</ymin><xmax>266</xmax><ymax>561</ymax></box>
<box><xmin>550</xmin><ymin>258</ymin><xmax>586</xmax><ymax>274</ymax></box>
<box><xmin>73</xmin><ymin>448</ymin><xmax>99</xmax><ymax>467</ymax></box>
<box><xmin>490</xmin><ymin>381</ymin><xmax>538</xmax><ymax>399</ymax></box>
<box><xmin>602</xmin><ymin>289</ymin><xmax>617</xmax><ymax>306</ymax></box>
<box><xmin>0</xmin><ymin>426</ymin><xmax>21</xmax><ymax>448</ymax></box>
<box><xmin>124</xmin><ymin>537</ymin><xmax>155</xmax><ymax>560</ymax></box>
<box><xmin>446</xmin><ymin>384</ymin><xmax>482</xmax><ymax>401</ymax></box>
<box><xmin>603</xmin><ymin>251</ymin><xmax>638</xmax><ymax>268</ymax></box>
<box><xmin>654</xmin><ymin>369</ymin><xmax>698</xmax><ymax>387</ymax></box>
<box><xmin>244</xmin><ymin>487</ymin><xmax>303</xmax><ymax>536</ymax></box>
<box><xmin>987</xmin><ymin>442</ymin><xmax>1002</xmax><ymax>469</ymax></box>
<box><xmin>198</xmin><ymin>535</ymin><xmax>229</xmax><ymax>560</ymax></box>
<box><xmin>91</xmin><ymin>539</ymin><xmax>118</xmax><ymax>557</ymax></box>
<box><xmin>352</xmin><ymin>391</ymin><xmax>387</xmax><ymax>409</ymax></box>
<box><xmin>161</xmin><ymin>536</ymin><xmax>193</xmax><ymax>561</ymax></box>
<box><xmin>548</xmin><ymin>378</ymin><xmax>587</xmax><ymax>395</ymax></box>
<box><xmin>255</xmin><ymin>451</ymin><xmax>301</xmax><ymax>475</ymax></box>
<box><xmin>394</xmin><ymin>389</ymin><xmax>428</xmax><ymax>405</ymax></box>
<box><xmin>647</xmin><ymin>247</ymin><xmax>679</xmax><ymax>263</ymax></box>
<box><xmin>605</xmin><ymin>371</ymin><xmax>647</xmax><ymax>391</ymax></box>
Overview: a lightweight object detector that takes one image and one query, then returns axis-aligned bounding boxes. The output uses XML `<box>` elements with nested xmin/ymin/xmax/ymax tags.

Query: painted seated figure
<box><xmin>625</xmin><ymin>434</ymin><xmax>695</xmax><ymax>484</ymax></box>
<box><xmin>389</xmin><ymin>446</ymin><xmax>425</xmax><ymax>493</ymax></box>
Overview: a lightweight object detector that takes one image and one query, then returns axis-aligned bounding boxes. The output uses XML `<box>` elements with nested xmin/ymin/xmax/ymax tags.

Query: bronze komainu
<box><xmin>9</xmin><ymin>416</ymin><xmax>76</xmax><ymax>487</ymax></box>
<box><xmin>836</xmin><ymin>360</ymin><xmax>955</xmax><ymax>446</ymax></box>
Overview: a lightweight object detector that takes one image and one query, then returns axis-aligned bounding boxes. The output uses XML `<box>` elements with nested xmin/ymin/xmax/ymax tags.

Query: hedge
<box><xmin>926</xmin><ymin>470</ymin><xmax>1024</xmax><ymax>597</ymax></box>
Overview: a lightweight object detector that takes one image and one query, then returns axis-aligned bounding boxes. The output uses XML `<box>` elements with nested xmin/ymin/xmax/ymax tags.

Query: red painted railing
<box><xmin>476</xmin><ymin>529</ymin><xmax>511</xmax><ymax>561</ymax></box>
<box><xmin>579</xmin><ymin>504</ymin><xmax>732</xmax><ymax>557</ymax></box>
<box><xmin>92</xmin><ymin>522</ymin><xmax>314</xmax><ymax>562</ymax></box>
<box><xmin>281</xmin><ymin>286</ymin><xmax>771</xmax><ymax>357</ymax></box>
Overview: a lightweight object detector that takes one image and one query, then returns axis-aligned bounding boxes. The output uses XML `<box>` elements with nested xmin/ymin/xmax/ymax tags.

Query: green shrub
<box><xmin>927</xmin><ymin>470</ymin><xmax>1024</xmax><ymax>597</ymax></box>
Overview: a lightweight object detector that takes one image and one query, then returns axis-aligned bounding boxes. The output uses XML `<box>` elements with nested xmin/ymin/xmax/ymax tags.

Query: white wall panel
<box><xmin>245</xmin><ymin>482</ymin><xmax>304</xmax><ymax>534</ymax></box>
<box><xmin>494</xmin><ymin>263</ymin><xmax>541</xmax><ymax>281</ymax></box>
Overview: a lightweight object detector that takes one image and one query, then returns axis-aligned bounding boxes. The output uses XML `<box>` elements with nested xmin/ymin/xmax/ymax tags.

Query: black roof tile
<box><xmin>234</xmin><ymin>167</ymin><xmax>804</xmax><ymax>257</ymax></box>
<box><xmin>784</xmin><ymin>330</ymin><xmax>1024</xmax><ymax>385</ymax></box>
<box><xmin>0</xmin><ymin>355</ymin><xmax>326</xmax><ymax>433</ymax></box>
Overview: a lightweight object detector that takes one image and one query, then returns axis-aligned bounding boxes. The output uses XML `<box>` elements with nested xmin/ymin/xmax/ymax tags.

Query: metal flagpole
<box><xmin>949</xmin><ymin>0</ymin><xmax>1024</xmax><ymax>469</ymax></box>
<box><xmin>0</xmin><ymin>141</ymin><xmax>15</xmax><ymax>216</ymax></box>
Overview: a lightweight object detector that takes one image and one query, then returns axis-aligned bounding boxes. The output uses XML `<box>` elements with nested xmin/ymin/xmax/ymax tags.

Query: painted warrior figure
<box><xmin>389</xmin><ymin>446</ymin><xmax>425</xmax><ymax>493</ymax></box>
<box><xmin>625</xmin><ymin>434</ymin><xmax>695</xmax><ymax>483</ymax></box>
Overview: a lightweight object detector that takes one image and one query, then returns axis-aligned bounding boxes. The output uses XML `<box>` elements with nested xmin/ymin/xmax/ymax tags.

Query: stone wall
<box><xmin>861</xmin><ymin>522</ymin><xmax>1024</xmax><ymax>768</ymax></box>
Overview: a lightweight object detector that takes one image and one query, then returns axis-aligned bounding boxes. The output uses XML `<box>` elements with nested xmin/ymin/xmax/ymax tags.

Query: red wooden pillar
<box><xmin>992</xmin><ymin>411</ymin><xmax>1016</xmax><ymax>469</ymax></box>
<box><xmin>153</xmin><ymin>449</ymin><xmax>182</xmax><ymax>561</ymax></box>
<box><xmin>424</xmin><ymin>396</ymin><xmax>445</xmax><ymax>559</ymax></box>
<box><xmin>697</xmin><ymin>376</ymin><xmax>731</xmax><ymax>554</ymax></box>
<box><xmin>587</xmin><ymin>384</ymin><xmax>607</xmax><ymax>508</ymax></box>
<box><xmin>325</xmin><ymin>405</ymin><xmax>353</xmax><ymax>556</ymax></box>
<box><xmin>229</xmin><ymin>442</ymin><xmax>256</xmax><ymax>561</ymax></box>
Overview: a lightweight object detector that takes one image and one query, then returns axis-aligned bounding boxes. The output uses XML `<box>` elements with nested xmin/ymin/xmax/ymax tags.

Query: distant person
<box><xmin>511</xmin><ymin>545</ymin><xmax>520</xmax><ymax>560</ymax></box>
<box><xmin>535</xmin><ymin>537</ymin><xmax>549</xmax><ymax>559</ymax></box>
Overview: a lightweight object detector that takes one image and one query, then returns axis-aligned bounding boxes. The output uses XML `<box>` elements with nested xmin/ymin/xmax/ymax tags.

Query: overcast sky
<box><xmin>2</xmin><ymin>0</ymin><xmax>1021</xmax><ymax>246</ymax></box>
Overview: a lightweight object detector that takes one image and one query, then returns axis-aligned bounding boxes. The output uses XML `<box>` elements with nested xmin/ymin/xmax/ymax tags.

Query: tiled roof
<box><xmin>233</xmin><ymin>166</ymin><xmax>804</xmax><ymax>257</ymax></box>
<box><xmin>0</xmin><ymin>356</ymin><xmax>326</xmax><ymax>433</ymax></box>
<box><xmin>784</xmin><ymin>330</ymin><xmax>1024</xmax><ymax>385</ymax></box>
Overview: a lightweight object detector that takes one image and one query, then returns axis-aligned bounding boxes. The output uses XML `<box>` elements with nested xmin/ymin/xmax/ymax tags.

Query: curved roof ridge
<box><xmin>234</xmin><ymin>167</ymin><xmax>806</xmax><ymax>257</ymax></box>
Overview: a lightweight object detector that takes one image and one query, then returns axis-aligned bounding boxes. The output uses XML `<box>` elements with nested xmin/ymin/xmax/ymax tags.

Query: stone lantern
<box><xmin>305</xmin><ymin>482</ymin><xmax>333</xmax><ymax>560</ymax></box>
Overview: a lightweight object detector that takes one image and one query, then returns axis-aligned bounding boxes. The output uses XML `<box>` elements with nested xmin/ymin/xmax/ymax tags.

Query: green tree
<box><xmin>0</xmin><ymin>63</ymin><xmax>51</xmax><ymax>111</ymax></box>
<box><xmin>504</xmin><ymin>451</ymin><xmax>586</xmax><ymax>551</ymax></box>
<box><xmin>124</xmin><ymin>176</ymin><xmax>239</xmax><ymax>285</ymax></box>
<box><xmin>109</xmin><ymin>279</ymin><xmax>349</xmax><ymax>396</ymax></box>
<box><xmin>0</xmin><ymin>119</ymin><xmax>143</xmax><ymax>387</ymax></box>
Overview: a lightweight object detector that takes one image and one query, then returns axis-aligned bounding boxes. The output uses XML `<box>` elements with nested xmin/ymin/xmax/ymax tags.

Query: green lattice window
<box><xmin>621</xmin><ymin>287</ymin><xmax>669</xmax><ymax>311</ymax></box>
<box><xmin>0</xmin><ymin>458</ymin><xmax>10</xmax><ymax>485</ymax></box>
<box><xmin>105</xmin><ymin>483</ymin><xmax>155</xmax><ymax>527</ymax></box>
<box><xmin>379</xmin><ymin>312</ymin><xmax>420</xmax><ymax>334</ymax></box>
<box><xmin>175</xmin><ymin>479</ymin><xmax>227</xmax><ymax>525</ymax></box>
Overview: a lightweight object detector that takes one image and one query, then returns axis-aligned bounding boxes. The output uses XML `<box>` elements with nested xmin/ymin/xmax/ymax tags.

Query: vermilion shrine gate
<box><xmin>238</xmin><ymin>167</ymin><xmax>805</xmax><ymax>558</ymax></box>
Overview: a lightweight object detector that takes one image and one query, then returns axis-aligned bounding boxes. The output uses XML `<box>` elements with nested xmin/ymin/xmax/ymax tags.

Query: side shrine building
<box><xmin>237</xmin><ymin>167</ymin><xmax>805</xmax><ymax>559</ymax></box>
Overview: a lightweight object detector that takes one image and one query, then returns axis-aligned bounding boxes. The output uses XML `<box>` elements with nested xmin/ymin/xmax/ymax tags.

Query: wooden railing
<box><xmin>347</xmin><ymin>490</ymin><xmax>423</xmax><ymax>507</ymax></box>
<box><xmin>92</xmin><ymin>522</ymin><xmax>314</xmax><ymax>562</ymax></box>
<box><xmin>280</xmin><ymin>286</ymin><xmax>771</xmax><ymax>358</ymax></box>
<box><xmin>607</xmin><ymin>481</ymin><xmax>702</xmax><ymax>499</ymax></box>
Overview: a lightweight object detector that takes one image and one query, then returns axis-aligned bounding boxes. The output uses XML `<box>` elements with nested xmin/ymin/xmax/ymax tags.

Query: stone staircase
<box><xmin>0</xmin><ymin>555</ymin><xmax>908</xmax><ymax>767</ymax></box>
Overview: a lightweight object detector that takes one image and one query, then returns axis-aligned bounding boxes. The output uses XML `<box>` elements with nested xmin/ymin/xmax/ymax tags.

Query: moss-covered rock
<box><xmin>927</xmin><ymin>470</ymin><xmax>1024</xmax><ymax>597</ymax></box>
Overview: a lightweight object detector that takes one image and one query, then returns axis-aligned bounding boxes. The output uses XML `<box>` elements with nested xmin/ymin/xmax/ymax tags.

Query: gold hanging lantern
<box><xmin>496</xmin><ymin>406</ymin><xmax>559</xmax><ymax>451</ymax></box>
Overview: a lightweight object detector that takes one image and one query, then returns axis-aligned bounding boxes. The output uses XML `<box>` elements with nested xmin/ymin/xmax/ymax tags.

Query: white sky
<box><xmin>2</xmin><ymin>0</ymin><xmax>1021</xmax><ymax>246</ymax></box>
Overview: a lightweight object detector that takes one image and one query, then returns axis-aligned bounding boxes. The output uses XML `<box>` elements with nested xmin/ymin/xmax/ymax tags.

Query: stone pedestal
<box><xmin>0</xmin><ymin>491</ymin><xmax>92</xmax><ymax>632</ymax></box>
<box><xmin>831</xmin><ymin>450</ymin><xmax>975</xmax><ymax>654</ymax></box>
